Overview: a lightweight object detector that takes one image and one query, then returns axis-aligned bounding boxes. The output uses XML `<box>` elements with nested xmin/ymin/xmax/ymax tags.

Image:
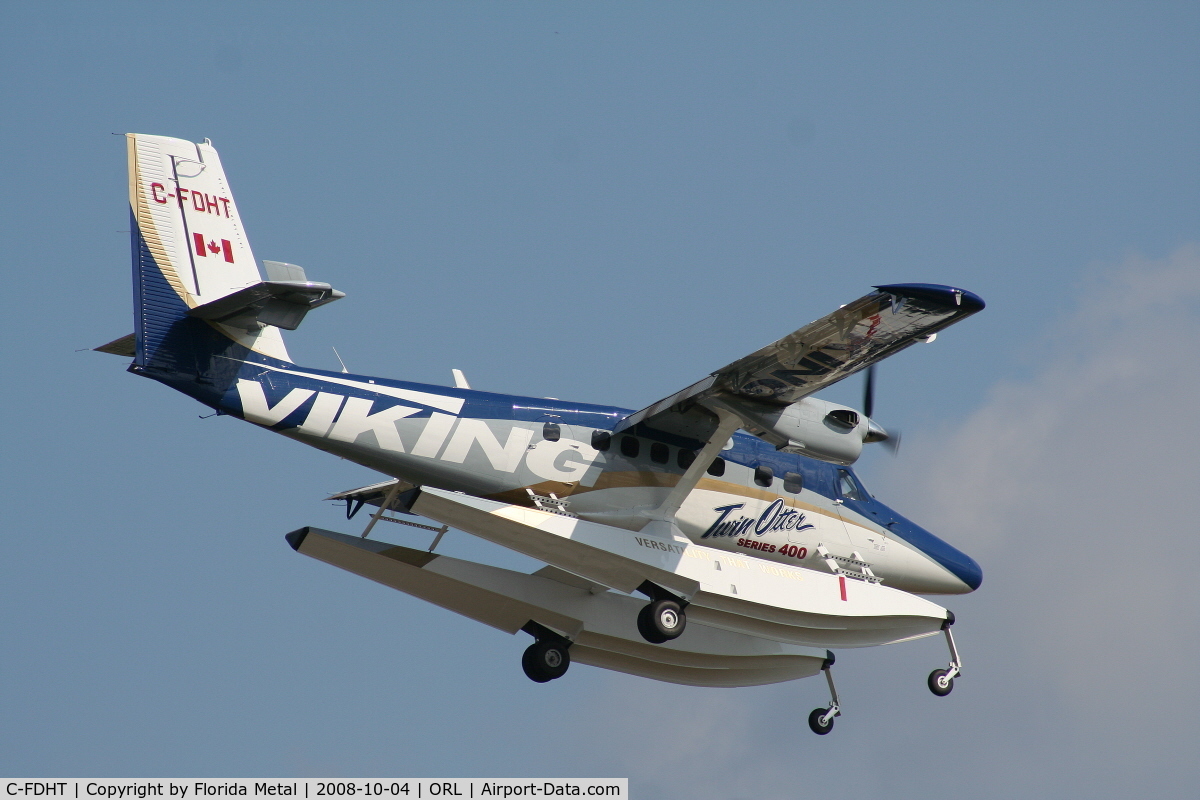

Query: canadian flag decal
<box><xmin>193</xmin><ymin>232</ymin><xmax>235</xmax><ymax>263</ymax></box>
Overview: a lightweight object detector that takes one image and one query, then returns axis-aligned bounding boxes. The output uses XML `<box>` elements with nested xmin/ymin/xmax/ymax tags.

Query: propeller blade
<box><xmin>862</xmin><ymin>365</ymin><xmax>900</xmax><ymax>455</ymax></box>
<box><xmin>863</xmin><ymin>365</ymin><xmax>876</xmax><ymax>420</ymax></box>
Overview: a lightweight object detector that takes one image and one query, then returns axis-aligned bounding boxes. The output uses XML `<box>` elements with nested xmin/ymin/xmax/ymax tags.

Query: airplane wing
<box><xmin>614</xmin><ymin>283</ymin><xmax>984</xmax><ymax>439</ymax></box>
<box><xmin>326</xmin><ymin>478</ymin><xmax>416</xmax><ymax>518</ymax></box>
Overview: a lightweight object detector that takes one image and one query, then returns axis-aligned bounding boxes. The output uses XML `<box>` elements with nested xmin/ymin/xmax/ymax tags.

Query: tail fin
<box><xmin>127</xmin><ymin>133</ymin><xmax>294</xmax><ymax>372</ymax></box>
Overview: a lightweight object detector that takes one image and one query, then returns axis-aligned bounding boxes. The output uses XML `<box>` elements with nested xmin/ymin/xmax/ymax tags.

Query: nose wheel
<box><xmin>928</xmin><ymin>667</ymin><xmax>955</xmax><ymax>696</ymax></box>
<box><xmin>807</xmin><ymin>652</ymin><xmax>841</xmax><ymax>735</ymax></box>
<box><xmin>927</xmin><ymin>617</ymin><xmax>963</xmax><ymax>697</ymax></box>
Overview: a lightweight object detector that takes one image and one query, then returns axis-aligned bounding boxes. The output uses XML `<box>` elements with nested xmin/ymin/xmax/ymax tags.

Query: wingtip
<box><xmin>874</xmin><ymin>283</ymin><xmax>986</xmax><ymax>313</ymax></box>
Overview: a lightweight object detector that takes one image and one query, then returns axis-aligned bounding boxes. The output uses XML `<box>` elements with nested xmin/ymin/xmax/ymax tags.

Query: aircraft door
<box><xmin>833</xmin><ymin>469</ymin><xmax>890</xmax><ymax>568</ymax></box>
<box><xmin>782</xmin><ymin>471</ymin><xmax>854</xmax><ymax>555</ymax></box>
<box><xmin>815</xmin><ymin>504</ymin><xmax>855</xmax><ymax>556</ymax></box>
<box><xmin>530</xmin><ymin>419</ymin><xmax>603</xmax><ymax>496</ymax></box>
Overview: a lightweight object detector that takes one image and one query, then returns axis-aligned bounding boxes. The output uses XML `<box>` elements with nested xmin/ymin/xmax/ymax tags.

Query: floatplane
<box><xmin>99</xmin><ymin>134</ymin><xmax>984</xmax><ymax>734</ymax></box>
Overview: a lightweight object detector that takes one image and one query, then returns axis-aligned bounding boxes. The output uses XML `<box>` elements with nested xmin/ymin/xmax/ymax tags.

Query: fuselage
<box><xmin>148</xmin><ymin>356</ymin><xmax>982</xmax><ymax>596</ymax></box>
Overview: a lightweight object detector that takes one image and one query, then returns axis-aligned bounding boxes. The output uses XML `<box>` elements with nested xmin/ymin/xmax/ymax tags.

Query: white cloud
<box><xmin>573</xmin><ymin>246</ymin><xmax>1200</xmax><ymax>799</ymax></box>
<box><xmin>873</xmin><ymin>244</ymin><xmax>1200</xmax><ymax>793</ymax></box>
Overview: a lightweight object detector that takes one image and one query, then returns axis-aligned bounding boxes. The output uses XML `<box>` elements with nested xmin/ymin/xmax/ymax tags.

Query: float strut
<box><xmin>360</xmin><ymin>482</ymin><xmax>403</xmax><ymax>539</ymax></box>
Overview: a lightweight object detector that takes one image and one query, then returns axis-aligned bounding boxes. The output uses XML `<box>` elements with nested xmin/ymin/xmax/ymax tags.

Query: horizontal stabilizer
<box><xmin>94</xmin><ymin>333</ymin><xmax>136</xmax><ymax>357</ymax></box>
<box><xmin>327</xmin><ymin>478</ymin><xmax>418</xmax><ymax>517</ymax></box>
<box><xmin>187</xmin><ymin>269</ymin><xmax>344</xmax><ymax>331</ymax></box>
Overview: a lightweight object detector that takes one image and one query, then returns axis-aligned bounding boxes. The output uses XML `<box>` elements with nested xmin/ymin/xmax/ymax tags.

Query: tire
<box><xmin>647</xmin><ymin>599</ymin><xmax>686</xmax><ymax>641</ymax></box>
<box><xmin>522</xmin><ymin>640</ymin><xmax>570</xmax><ymax>683</ymax></box>
<box><xmin>808</xmin><ymin>707</ymin><xmax>834</xmax><ymax>735</ymax></box>
<box><xmin>637</xmin><ymin>605</ymin><xmax>668</xmax><ymax>644</ymax></box>
<box><xmin>928</xmin><ymin>668</ymin><xmax>954</xmax><ymax>697</ymax></box>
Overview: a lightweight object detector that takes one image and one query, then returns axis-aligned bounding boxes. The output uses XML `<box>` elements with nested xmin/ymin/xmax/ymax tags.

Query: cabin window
<box><xmin>650</xmin><ymin>442</ymin><xmax>669</xmax><ymax>464</ymax></box>
<box><xmin>754</xmin><ymin>466</ymin><xmax>774</xmax><ymax>488</ymax></box>
<box><xmin>784</xmin><ymin>472</ymin><xmax>803</xmax><ymax>494</ymax></box>
<box><xmin>837</xmin><ymin>470</ymin><xmax>864</xmax><ymax>501</ymax></box>
<box><xmin>706</xmin><ymin>457</ymin><xmax>725</xmax><ymax>477</ymax></box>
<box><xmin>620</xmin><ymin>436</ymin><xmax>640</xmax><ymax>458</ymax></box>
<box><xmin>677</xmin><ymin>449</ymin><xmax>696</xmax><ymax>469</ymax></box>
<box><xmin>591</xmin><ymin>430</ymin><xmax>611</xmax><ymax>451</ymax></box>
<box><xmin>542</xmin><ymin>422</ymin><xmax>560</xmax><ymax>442</ymax></box>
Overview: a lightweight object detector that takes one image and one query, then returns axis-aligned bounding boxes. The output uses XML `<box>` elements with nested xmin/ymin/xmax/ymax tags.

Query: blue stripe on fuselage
<box><xmin>144</xmin><ymin>337</ymin><xmax>981</xmax><ymax>592</ymax></box>
<box><xmin>217</xmin><ymin>363</ymin><xmax>981</xmax><ymax>590</ymax></box>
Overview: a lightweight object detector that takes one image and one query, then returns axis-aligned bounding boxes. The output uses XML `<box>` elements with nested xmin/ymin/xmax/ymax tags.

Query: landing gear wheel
<box><xmin>637</xmin><ymin>599</ymin><xmax>686</xmax><ymax>643</ymax></box>
<box><xmin>636</xmin><ymin>606</ymin><xmax>667</xmax><ymax>644</ymax></box>
<box><xmin>808</xmin><ymin>708</ymin><xmax>834</xmax><ymax>735</ymax></box>
<box><xmin>928</xmin><ymin>667</ymin><xmax>954</xmax><ymax>697</ymax></box>
<box><xmin>522</xmin><ymin>640</ymin><xmax>570</xmax><ymax>683</ymax></box>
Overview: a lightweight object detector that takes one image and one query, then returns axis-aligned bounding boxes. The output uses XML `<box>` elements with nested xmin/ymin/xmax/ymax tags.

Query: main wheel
<box><xmin>808</xmin><ymin>707</ymin><xmax>834</xmax><ymax>735</ymax></box>
<box><xmin>637</xmin><ymin>605</ymin><xmax>668</xmax><ymax>644</ymax></box>
<box><xmin>522</xmin><ymin>640</ymin><xmax>570</xmax><ymax>683</ymax></box>
<box><xmin>927</xmin><ymin>668</ymin><xmax>954</xmax><ymax>696</ymax></box>
<box><xmin>638</xmin><ymin>598</ymin><xmax>686</xmax><ymax>643</ymax></box>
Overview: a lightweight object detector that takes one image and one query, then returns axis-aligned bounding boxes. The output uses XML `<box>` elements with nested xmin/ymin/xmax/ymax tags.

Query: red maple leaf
<box><xmin>207</xmin><ymin>240</ymin><xmax>220</xmax><ymax>254</ymax></box>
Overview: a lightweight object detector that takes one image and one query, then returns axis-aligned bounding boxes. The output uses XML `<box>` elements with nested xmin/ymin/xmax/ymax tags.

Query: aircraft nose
<box><xmin>954</xmin><ymin>553</ymin><xmax>983</xmax><ymax>591</ymax></box>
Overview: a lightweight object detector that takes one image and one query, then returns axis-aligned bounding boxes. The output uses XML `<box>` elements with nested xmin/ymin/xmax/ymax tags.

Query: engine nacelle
<box><xmin>709</xmin><ymin>396</ymin><xmax>872</xmax><ymax>465</ymax></box>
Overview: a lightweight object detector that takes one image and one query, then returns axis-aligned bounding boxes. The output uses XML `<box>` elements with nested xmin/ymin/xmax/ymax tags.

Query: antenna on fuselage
<box><xmin>331</xmin><ymin>347</ymin><xmax>349</xmax><ymax>374</ymax></box>
<box><xmin>451</xmin><ymin>369</ymin><xmax>471</xmax><ymax>389</ymax></box>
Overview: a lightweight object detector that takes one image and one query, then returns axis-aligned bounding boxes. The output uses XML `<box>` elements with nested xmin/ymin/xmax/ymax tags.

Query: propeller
<box><xmin>862</xmin><ymin>365</ymin><xmax>901</xmax><ymax>454</ymax></box>
<box><xmin>863</xmin><ymin>364</ymin><xmax>876</xmax><ymax>419</ymax></box>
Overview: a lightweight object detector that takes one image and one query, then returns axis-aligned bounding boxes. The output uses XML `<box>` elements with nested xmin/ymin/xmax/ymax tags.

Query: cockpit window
<box><xmin>837</xmin><ymin>470</ymin><xmax>865</xmax><ymax>501</ymax></box>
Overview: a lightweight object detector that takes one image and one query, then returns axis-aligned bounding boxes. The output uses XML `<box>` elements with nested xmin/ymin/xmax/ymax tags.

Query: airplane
<box><xmin>98</xmin><ymin>133</ymin><xmax>984</xmax><ymax>735</ymax></box>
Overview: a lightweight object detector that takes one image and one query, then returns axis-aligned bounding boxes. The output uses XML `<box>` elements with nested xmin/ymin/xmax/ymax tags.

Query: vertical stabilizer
<box><xmin>127</xmin><ymin>134</ymin><xmax>292</xmax><ymax>368</ymax></box>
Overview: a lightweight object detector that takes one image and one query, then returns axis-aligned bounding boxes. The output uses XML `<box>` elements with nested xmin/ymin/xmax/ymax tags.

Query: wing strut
<box><xmin>644</xmin><ymin>409</ymin><xmax>742</xmax><ymax>524</ymax></box>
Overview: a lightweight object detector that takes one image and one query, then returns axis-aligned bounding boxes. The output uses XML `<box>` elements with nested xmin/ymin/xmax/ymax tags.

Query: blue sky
<box><xmin>3</xmin><ymin>3</ymin><xmax>1199</xmax><ymax>797</ymax></box>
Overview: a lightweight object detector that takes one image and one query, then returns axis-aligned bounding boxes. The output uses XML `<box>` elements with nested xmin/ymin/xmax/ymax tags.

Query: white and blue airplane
<box><xmin>99</xmin><ymin>134</ymin><xmax>985</xmax><ymax>735</ymax></box>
